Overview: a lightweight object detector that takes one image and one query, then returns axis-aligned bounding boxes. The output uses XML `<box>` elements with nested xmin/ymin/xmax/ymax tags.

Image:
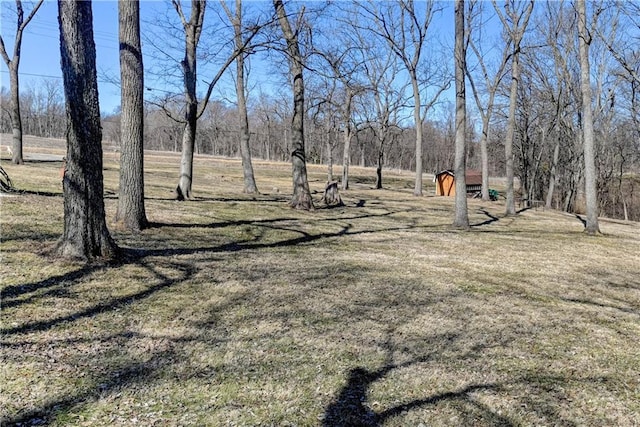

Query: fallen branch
<box><xmin>0</xmin><ymin>165</ymin><xmax>14</xmax><ymax>193</ymax></box>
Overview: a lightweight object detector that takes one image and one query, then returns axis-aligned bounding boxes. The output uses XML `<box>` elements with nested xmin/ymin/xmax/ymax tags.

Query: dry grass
<box><xmin>1</xmin><ymin>136</ymin><xmax>639</xmax><ymax>426</ymax></box>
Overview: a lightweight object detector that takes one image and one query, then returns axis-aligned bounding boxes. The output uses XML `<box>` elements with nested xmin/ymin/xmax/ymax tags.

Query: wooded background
<box><xmin>1</xmin><ymin>0</ymin><xmax>638</xmax><ymax>220</ymax></box>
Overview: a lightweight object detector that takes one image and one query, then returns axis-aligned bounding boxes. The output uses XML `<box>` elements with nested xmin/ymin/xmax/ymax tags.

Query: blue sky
<box><xmin>1</xmin><ymin>1</ymin><xmax>461</xmax><ymax>119</ymax></box>
<box><xmin>1</xmin><ymin>1</ymin><xmax>123</xmax><ymax>113</ymax></box>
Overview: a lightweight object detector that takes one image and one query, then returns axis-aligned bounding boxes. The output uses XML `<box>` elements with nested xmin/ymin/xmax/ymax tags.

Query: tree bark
<box><xmin>274</xmin><ymin>0</ymin><xmax>313</xmax><ymax>210</ymax></box>
<box><xmin>376</xmin><ymin>147</ymin><xmax>384</xmax><ymax>189</ymax></box>
<box><xmin>341</xmin><ymin>90</ymin><xmax>354</xmax><ymax>191</ymax></box>
<box><xmin>453</xmin><ymin>0</ymin><xmax>469</xmax><ymax>229</ymax></box>
<box><xmin>493</xmin><ymin>0</ymin><xmax>533</xmax><ymax>216</ymax></box>
<box><xmin>545</xmin><ymin>138</ymin><xmax>560</xmax><ymax>209</ymax></box>
<box><xmin>504</xmin><ymin>51</ymin><xmax>519</xmax><ymax>216</ymax></box>
<box><xmin>412</xmin><ymin>75</ymin><xmax>423</xmax><ymax>196</ymax></box>
<box><xmin>115</xmin><ymin>0</ymin><xmax>148</xmax><ymax>232</ymax></box>
<box><xmin>174</xmin><ymin>0</ymin><xmax>205</xmax><ymax>200</ymax></box>
<box><xmin>228</xmin><ymin>0</ymin><xmax>258</xmax><ymax>194</ymax></box>
<box><xmin>56</xmin><ymin>0</ymin><xmax>117</xmax><ymax>260</ymax></box>
<box><xmin>577</xmin><ymin>0</ymin><xmax>600</xmax><ymax>234</ymax></box>
<box><xmin>8</xmin><ymin>64</ymin><xmax>23</xmax><ymax>164</ymax></box>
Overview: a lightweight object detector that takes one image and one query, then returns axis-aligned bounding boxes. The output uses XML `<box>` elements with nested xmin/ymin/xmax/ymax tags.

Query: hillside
<box><xmin>1</xmin><ymin>135</ymin><xmax>639</xmax><ymax>426</ymax></box>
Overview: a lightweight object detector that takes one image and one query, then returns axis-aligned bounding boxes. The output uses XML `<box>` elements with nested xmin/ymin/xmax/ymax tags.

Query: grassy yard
<box><xmin>1</xmin><ymin>140</ymin><xmax>639</xmax><ymax>426</ymax></box>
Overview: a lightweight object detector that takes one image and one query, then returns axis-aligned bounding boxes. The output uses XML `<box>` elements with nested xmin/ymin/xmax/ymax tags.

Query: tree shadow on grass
<box><xmin>322</xmin><ymin>365</ymin><xmax>509</xmax><ymax>426</ymax></box>
<box><xmin>2</xmin><ymin>346</ymin><xmax>178</xmax><ymax>426</ymax></box>
<box><xmin>1</xmin><ymin>258</ymin><xmax>196</xmax><ymax>335</ymax></box>
<box><xmin>472</xmin><ymin>208</ymin><xmax>501</xmax><ymax>227</ymax></box>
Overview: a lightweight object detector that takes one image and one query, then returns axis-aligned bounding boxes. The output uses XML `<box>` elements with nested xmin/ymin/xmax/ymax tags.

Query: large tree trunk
<box><xmin>177</xmin><ymin>116</ymin><xmax>196</xmax><ymax>200</ymax></box>
<box><xmin>56</xmin><ymin>0</ymin><xmax>117</xmax><ymax>260</ymax></box>
<box><xmin>274</xmin><ymin>0</ymin><xmax>313</xmax><ymax>210</ymax></box>
<box><xmin>453</xmin><ymin>0</ymin><xmax>469</xmax><ymax>229</ymax></box>
<box><xmin>115</xmin><ymin>0</ymin><xmax>148</xmax><ymax>232</ymax></box>
<box><xmin>577</xmin><ymin>0</ymin><xmax>600</xmax><ymax>234</ymax></box>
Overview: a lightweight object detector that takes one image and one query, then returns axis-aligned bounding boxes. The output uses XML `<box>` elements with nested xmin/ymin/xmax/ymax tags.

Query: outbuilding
<box><xmin>434</xmin><ymin>170</ymin><xmax>482</xmax><ymax>196</ymax></box>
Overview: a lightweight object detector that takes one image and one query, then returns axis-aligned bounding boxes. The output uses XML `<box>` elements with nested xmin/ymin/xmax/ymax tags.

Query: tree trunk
<box><xmin>577</xmin><ymin>0</ymin><xmax>600</xmax><ymax>234</ymax></box>
<box><xmin>376</xmin><ymin>146</ymin><xmax>383</xmax><ymax>189</ymax></box>
<box><xmin>8</xmin><ymin>64</ymin><xmax>24</xmax><ymax>164</ymax></box>
<box><xmin>412</xmin><ymin>76</ymin><xmax>423</xmax><ymax>196</ymax></box>
<box><xmin>274</xmin><ymin>0</ymin><xmax>313</xmax><ymax>210</ymax></box>
<box><xmin>341</xmin><ymin>126</ymin><xmax>351</xmax><ymax>191</ymax></box>
<box><xmin>115</xmin><ymin>0</ymin><xmax>148</xmax><ymax>232</ymax></box>
<box><xmin>494</xmin><ymin>0</ymin><xmax>533</xmax><ymax>216</ymax></box>
<box><xmin>545</xmin><ymin>138</ymin><xmax>560</xmax><ymax>209</ymax></box>
<box><xmin>326</xmin><ymin>135</ymin><xmax>334</xmax><ymax>183</ymax></box>
<box><xmin>56</xmin><ymin>0</ymin><xmax>117</xmax><ymax>260</ymax></box>
<box><xmin>341</xmin><ymin>90</ymin><xmax>353</xmax><ymax>191</ymax></box>
<box><xmin>177</xmin><ymin>117</ymin><xmax>196</xmax><ymax>200</ymax></box>
<box><xmin>504</xmin><ymin>51</ymin><xmax>519</xmax><ymax>216</ymax></box>
<box><xmin>453</xmin><ymin>0</ymin><xmax>469</xmax><ymax>229</ymax></box>
<box><xmin>174</xmin><ymin>0</ymin><xmax>205</xmax><ymax>200</ymax></box>
<box><xmin>232</xmin><ymin>0</ymin><xmax>258</xmax><ymax>194</ymax></box>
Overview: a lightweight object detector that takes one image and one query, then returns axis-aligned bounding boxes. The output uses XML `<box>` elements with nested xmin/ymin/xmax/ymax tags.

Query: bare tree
<box><xmin>577</xmin><ymin>0</ymin><xmax>600</xmax><ymax>234</ymax></box>
<box><xmin>273</xmin><ymin>0</ymin><xmax>313</xmax><ymax>210</ymax></box>
<box><xmin>453</xmin><ymin>0</ymin><xmax>469</xmax><ymax>229</ymax></box>
<box><xmin>493</xmin><ymin>0</ymin><xmax>534</xmax><ymax>216</ymax></box>
<box><xmin>171</xmin><ymin>0</ymin><xmax>205</xmax><ymax>200</ymax></box>
<box><xmin>360</xmin><ymin>0</ymin><xmax>448</xmax><ymax>196</ymax></box>
<box><xmin>56</xmin><ymin>0</ymin><xmax>117</xmax><ymax>260</ymax></box>
<box><xmin>311</xmin><ymin>16</ymin><xmax>367</xmax><ymax>191</ymax></box>
<box><xmin>0</xmin><ymin>0</ymin><xmax>44</xmax><ymax>164</ymax></box>
<box><xmin>466</xmin><ymin>1</ymin><xmax>512</xmax><ymax>201</ymax></box>
<box><xmin>147</xmin><ymin>0</ymin><xmax>261</xmax><ymax>200</ymax></box>
<box><xmin>221</xmin><ymin>0</ymin><xmax>259</xmax><ymax>194</ymax></box>
<box><xmin>115</xmin><ymin>0</ymin><xmax>148</xmax><ymax>232</ymax></box>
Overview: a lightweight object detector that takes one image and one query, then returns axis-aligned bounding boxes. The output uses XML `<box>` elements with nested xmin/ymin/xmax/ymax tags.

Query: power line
<box><xmin>0</xmin><ymin>69</ymin><xmax>116</xmax><ymax>85</ymax></box>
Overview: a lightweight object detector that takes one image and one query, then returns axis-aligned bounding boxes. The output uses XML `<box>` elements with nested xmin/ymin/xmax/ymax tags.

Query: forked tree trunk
<box><xmin>174</xmin><ymin>0</ymin><xmax>205</xmax><ymax>200</ymax></box>
<box><xmin>274</xmin><ymin>0</ymin><xmax>313</xmax><ymax>210</ymax></box>
<box><xmin>56</xmin><ymin>0</ymin><xmax>117</xmax><ymax>260</ymax></box>
<box><xmin>115</xmin><ymin>0</ymin><xmax>148</xmax><ymax>232</ymax></box>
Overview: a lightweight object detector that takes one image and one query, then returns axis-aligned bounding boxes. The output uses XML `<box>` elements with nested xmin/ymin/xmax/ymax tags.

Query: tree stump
<box><xmin>321</xmin><ymin>181</ymin><xmax>344</xmax><ymax>207</ymax></box>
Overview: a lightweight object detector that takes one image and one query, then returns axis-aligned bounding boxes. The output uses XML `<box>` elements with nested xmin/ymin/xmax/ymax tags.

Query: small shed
<box><xmin>434</xmin><ymin>170</ymin><xmax>483</xmax><ymax>196</ymax></box>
